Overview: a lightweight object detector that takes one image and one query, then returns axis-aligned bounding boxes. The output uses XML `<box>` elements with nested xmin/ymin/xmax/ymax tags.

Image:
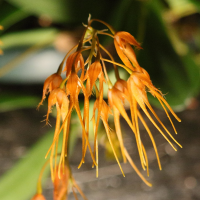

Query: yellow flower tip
<box><xmin>31</xmin><ymin>194</ymin><xmax>46</xmax><ymax>200</ymax></box>
<box><xmin>148</xmin><ymin>182</ymin><xmax>153</xmax><ymax>187</ymax></box>
<box><xmin>78</xmin><ymin>159</ymin><xmax>84</xmax><ymax>169</ymax></box>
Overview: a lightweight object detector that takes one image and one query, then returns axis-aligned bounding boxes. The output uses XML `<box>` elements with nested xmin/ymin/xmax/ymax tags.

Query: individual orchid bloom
<box><xmin>53</xmin><ymin>164</ymin><xmax>88</xmax><ymax>200</ymax></box>
<box><xmin>66</xmin><ymin>72</ymin><xmax>96</xmax><ymax>167</ymax></box>
<box><xmin>37</xmin><ymin>73</ymin><xmax>63</xmax><ymax>109</ymax></box>
<box><xmin>84</xmin><ymin>61</ymin><xmax>105</xmax><ymax>163</ymax></box>
<box><xmin>44</xmin><ymin>88</ymin><xmax>70</xmax><ymax>179</ymax></box>
<box><xmin>113</xmin><ymin>79</ymin><xmax>162</xmax><ymax>171</ymax></box>
<box><xmin>53</xmin><ymin>166</ymin><xmax>69</xmax><ymax>200</ymax></box>
<box><xmin>108</xmin><ymin>86</ymin><xmax>146</xmax><ymax>169</ymax></box>
<box><xmin>127</xmin><ymin>67</ymin><xmax>182</xmax><ymax>152</ymax></box>
<box><xmin>31</xmin><ymin>194</ymin><xmax>46</xmax><ymax>200</ymax></box>
<box><xmin>114</xmin><ymin>31</ymin><xmax>142</xmax><ymax>72</ymax></box>
<box><xmin>92</xmin><ymin>98</ymin><xmax>125</xmax><ymax>176</ymax></box>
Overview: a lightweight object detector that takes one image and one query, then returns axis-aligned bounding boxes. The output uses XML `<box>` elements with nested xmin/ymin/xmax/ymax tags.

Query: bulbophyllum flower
<box><xmin>108</xmin><ymin>86</ymin><xmax>146</xmax><ymax>169</ymax></box>
<box><xmin>44</xmin><ymin>88</ymin><xmax>69</xmax><ymax>180</ymax></box>
<box><xmin>114</xmin><ymin>31</ymin><xmax>142</xmax><ymax>72</ymax></box>
<box><xmin>37</xmin><ymin>73</ymin><xmax>63</xmax><ymax>109</ymax></box>
<box><xmin>92</xmin><ymin>98</ymin><xmax>125</xmax><ymax>177</ymax></box>
<box><xmin>54</xmin><ymin>164</ymin><xmax>88</xmax><ymax>200</ymax></box>
<box><xmin>53</xmin><ymin>166</ymin><xmax>69</xmax><ymax>200</ymax></box>
<box><xmin>31</xmin><ymin>194</ymin><xmax>46</xmax><ymax>200</ymax></box>
<box><xmin>127</xmin><ymin>67</ymin><xmax>182</xmax><ymax>152</ymax></box>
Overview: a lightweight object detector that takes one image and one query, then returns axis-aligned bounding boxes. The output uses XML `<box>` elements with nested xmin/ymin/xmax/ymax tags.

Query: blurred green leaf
<box><xmin>166</xmin><ymin>0</ymin><xmax>198</xmax><ymax>18</ymax></box>
<box><xmin>1</xmin><ymin>28</ymin><xmax>57</xmax><ymax>50</ymax></box>
<box><xmin>0</xmin><ymin>2</ymin><xmax>29</xmax><ymax>30</ymax></box>
<box><xmin>6</xmin><ymin>0</ymin><xmax>70</xmax><ymax>23</ymax></box>
<box><xmin>0</xmin><ymin>94</ymin><xmax>39</xmax><ymax>112</ymax></box>
<box><xmin>136</xmin><ymin>0</ymin><xmax>200</xmax><ymax>109</ymax></box>
<box><xmin>0</xmin><ymin>130</ymin><xmax>55</xmax><ymax>200</ymax></box>
<box><xmin>188</xmin><ymin>0</ymin><xmax>200</xmax><ymax>9</ymax></box>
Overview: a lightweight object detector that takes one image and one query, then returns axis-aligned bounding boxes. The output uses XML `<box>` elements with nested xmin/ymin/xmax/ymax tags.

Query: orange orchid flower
<box><xmin>127</xmin><ymin>67</ymin><xmax>182</xmax><ymax>152</ymax></box>
<box><xmin>53</xmin><ymin>166</ymin><xmax>69</xmax><ymax>200</ymax></box>
<box><xmin>54</xmin><ymin>162</ymin><xmax>88</xmax><ymax>200</ymax></box>
<box><xmin>37</xmin><ymin>73</ymin><xmax>63</xmax><ymax>109</ymax></box>
<box><xmin>108</xmin><ymin>86</ymin><xmax>147</xmax><ymax>169</ymax></box>
<box><xmin>114</xmin><ymin>31</ymin><xmax>142</xmax><ymax>72</ymax></box>
<box><xmin>44</xmin><ymin>88</ymin><xmax>70</xmax><ymax>179</ymax></box>
<box><xmin>93</xmin><ymin>98</ymin><xmax>125</xmax><ymax>177</ymax></box>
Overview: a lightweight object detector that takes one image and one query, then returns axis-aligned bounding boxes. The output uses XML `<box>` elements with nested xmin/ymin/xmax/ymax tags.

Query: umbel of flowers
<box><xmin>33</xmin><ymin>16</ymin><xmax>182</xmax><ymax>200</ymax></box>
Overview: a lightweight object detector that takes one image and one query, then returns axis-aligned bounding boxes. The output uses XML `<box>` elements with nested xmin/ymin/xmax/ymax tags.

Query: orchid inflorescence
<box><xmin>33</xmin><ymin>16</ymin><xmax>182</xmax><ymax>200</ymax></box>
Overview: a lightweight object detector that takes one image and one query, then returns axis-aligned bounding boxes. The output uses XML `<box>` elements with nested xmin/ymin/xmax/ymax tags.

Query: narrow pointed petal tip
<box><xmin>31</xmin><ymin>194</ymin><xmax>46</xmax><ymax>200</ymax></box>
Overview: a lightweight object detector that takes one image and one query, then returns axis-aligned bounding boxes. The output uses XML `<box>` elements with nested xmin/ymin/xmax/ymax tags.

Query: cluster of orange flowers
<box><xmin>32</xmin><ymin>16</ymin><xmax>182</xmax><ymax>200</ymax></box>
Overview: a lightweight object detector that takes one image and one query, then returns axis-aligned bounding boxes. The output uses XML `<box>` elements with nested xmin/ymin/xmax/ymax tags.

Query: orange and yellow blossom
<box><xmin>127</xmin><ymin>67</ymin><xmax>182</xmax><ymax>151</ymax></box>
<box><xmin>108</xmin><ymin>85</ymin><xmax>148</xmax><ymax>171</ymax></box>
<box><xmin>45</xmin><ymin>88</ymin><xmax>70</xmax><ymax>179</ymax></box>
<box><xmin>113</xmin><ymin>30</ymin><xmax>182</xmax><ymax>169</ymax></box>
<box><xmin>92</xmin><ymin>98</ymin><xmax>125</xmax><ymax>177</ymax></box>
<box><xmin>53</xmin><ymin>166</ymin><xmax>69</xmax><ymax>200</ymax></box>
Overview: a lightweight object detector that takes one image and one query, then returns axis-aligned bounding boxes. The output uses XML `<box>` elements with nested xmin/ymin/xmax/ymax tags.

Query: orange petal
<box><xmin>114</xmin><ymin>39</ymin><xmax>135</xmax><ymax>71</ymax></box>
<box><xmin>31</xmin><ymin>194</ymin><xmax>46</xmax><ymax>200</ymax></box>
<box><xmin>37</xmin><ymin>73</ymin><xmax>62</xmax><ymax>109</ymax></box>
<box><xmin>115</xmin><ymin>31</ymin><xmax>142</xmax><ymax>49</ymax></box>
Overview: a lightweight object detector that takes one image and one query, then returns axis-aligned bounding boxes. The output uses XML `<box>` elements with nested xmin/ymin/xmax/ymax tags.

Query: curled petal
<box><xmin>85</xmin><ymin>61</ymin><xmax>102</xmax><ymax>95</ymax></box>
<box><xmin>114</xmin><ymin>39</ymin><xmax>135</xmax><ymax>71</ymax></box>
<box><xmin>63</xmin><ymin>52</ymin><xmax>84</xmax><ymax>77</ymax></box>
<box><xmin>66</xmin><ymin>73</ymin><xmax>80</xmax><ymax>100</ymax></box>
<box><xmin>115</xmin><ymin>31</ymin><xmax>142</xmax><ymax>49</ymax></box>
<box><xmin>37</xmin><ymin>73</ymin><xmax>62</xmax><ymax>109</ymax></box>
<box><xmin>46</xmin><ymin>88</ymin><xmax>69</xmax><ymax>124</ymax></box>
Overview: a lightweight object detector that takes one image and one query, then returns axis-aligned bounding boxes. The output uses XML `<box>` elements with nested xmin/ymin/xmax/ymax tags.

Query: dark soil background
<box><xmin>0</xmin><ymin>84</ymin><xmax>200</xmax><ymax>200</ymax></box>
